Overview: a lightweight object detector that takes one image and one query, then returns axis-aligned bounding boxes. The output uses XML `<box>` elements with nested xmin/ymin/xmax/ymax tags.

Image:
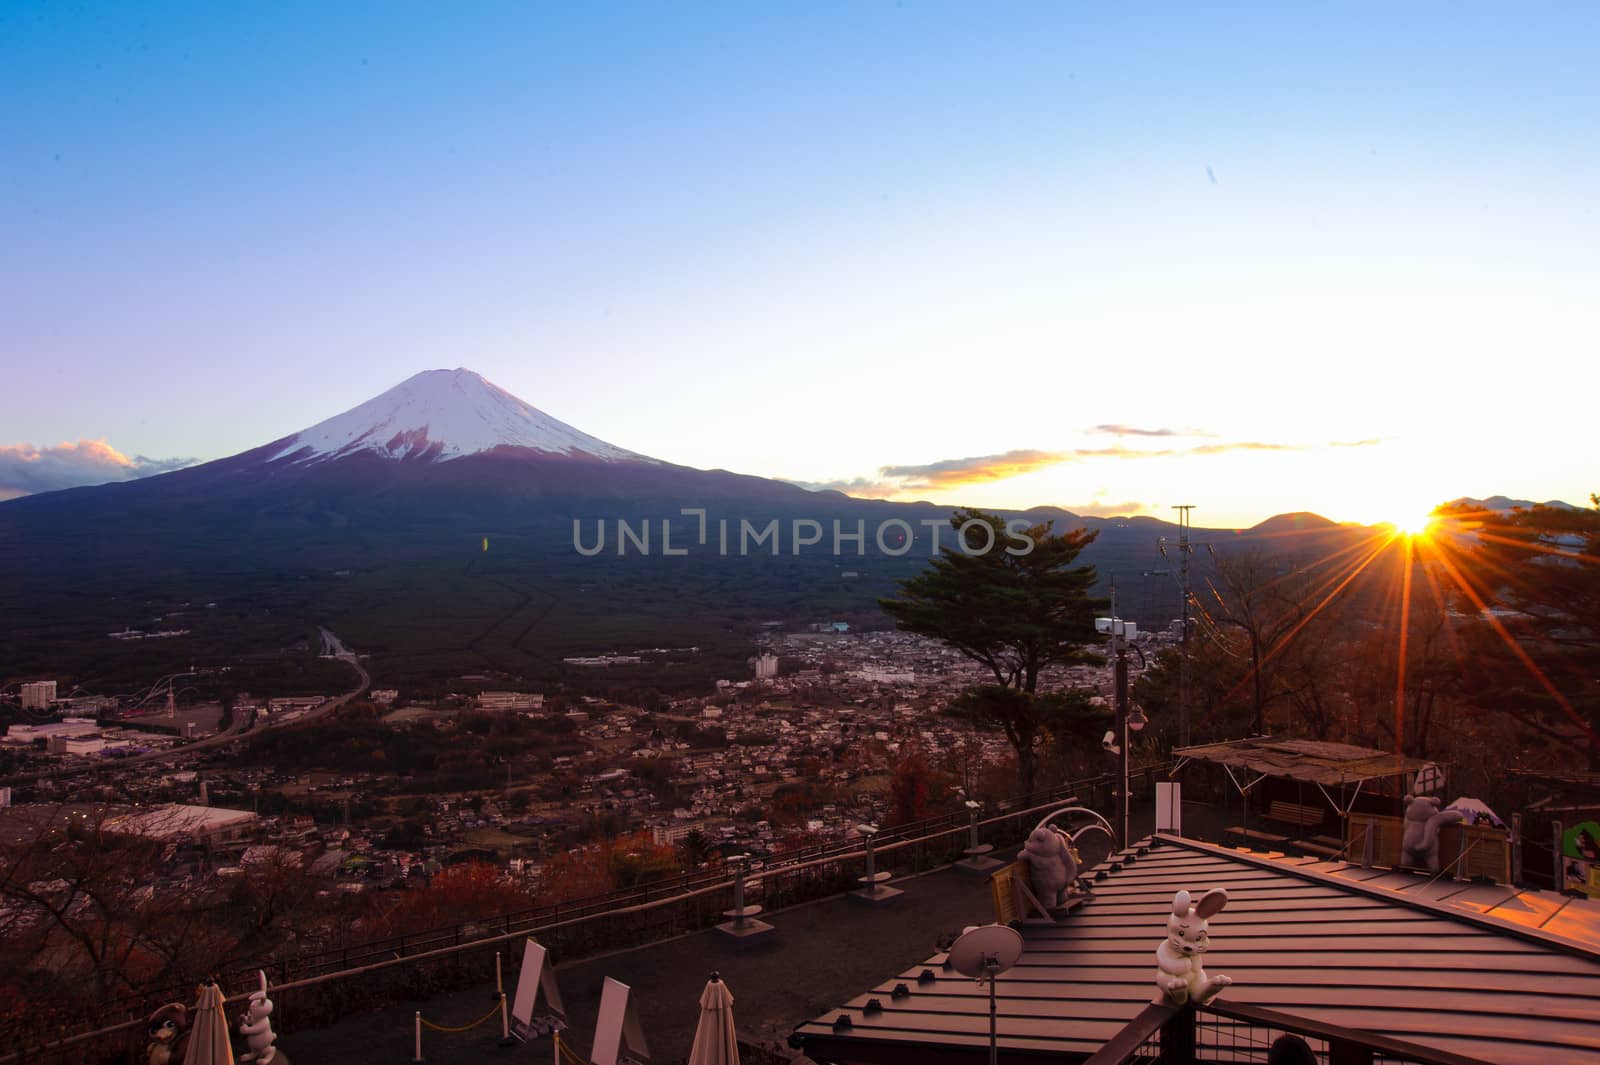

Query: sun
<box><xmin>1388</xmin><ymin>510</ymin><xmax>1437</xmax><ymax>537</ymax></box>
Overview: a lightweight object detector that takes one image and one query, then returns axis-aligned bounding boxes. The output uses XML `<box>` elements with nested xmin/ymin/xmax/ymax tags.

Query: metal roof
<box><xmin>1510</xmin><ymin>767</ymin><xmax>1600</xmax><ymax>794</ymax></box>
<box><xmin>1173</xmin><ymin>736</ymin><xmax>1433</xmax><ymax>786</ymax></box>
<box><xmin>793</xmin><ymin>835</ymin><xmax>1600</xmax><ymax>1065</ymax></box>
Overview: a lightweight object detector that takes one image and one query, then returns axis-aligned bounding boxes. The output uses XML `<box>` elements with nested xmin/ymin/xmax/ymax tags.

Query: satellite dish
<box><xmin>947</xmin><ymin>924</ymin><xmax>1024</xmax><ymax>1065</ymax></box>
<box><xmin>947</xmin><ymin>924</ymin><xmax>1024</xmax><ymax>980</ymax></box>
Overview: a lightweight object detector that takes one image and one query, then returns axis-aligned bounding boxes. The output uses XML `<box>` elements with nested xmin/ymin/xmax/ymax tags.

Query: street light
<box><xmin>1110</xmin><ymin>596</ymin><xmax>1150</xmax><ymax>851</ymax></box>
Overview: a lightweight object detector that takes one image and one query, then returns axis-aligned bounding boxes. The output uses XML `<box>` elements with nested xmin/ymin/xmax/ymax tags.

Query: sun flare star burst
<box><xmin>1389</xmin><ymin>511</ymin><xmax>1437</xmax><ymax>537</ymax></box>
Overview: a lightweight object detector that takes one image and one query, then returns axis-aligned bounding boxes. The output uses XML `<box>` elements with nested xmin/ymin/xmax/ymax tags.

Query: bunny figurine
<box><xmin>1154</xmin><ymin>888</ymin><xmax>1231</xmax><ymax>1006</ymax></box>
<box><xmin>238</xmin><ymin>971</ymin><xmax>277</xmax><ymax>1064</ymax></box>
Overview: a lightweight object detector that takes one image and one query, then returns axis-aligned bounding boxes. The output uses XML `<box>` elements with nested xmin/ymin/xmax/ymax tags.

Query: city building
<box><xmin>0</xmin><ymin>721</ymin><xmax>102</xmax><ymax>748</ymax></box>
<box><xmin>753</xmin><ymin>652</ymin><xmax>780</xmax><ymax>680</ymax></box>
<box><xmin>106</xmin><ymin>803</ymin><xmax>260</xmax><ymax>846</ymax></box>
<box><xmin>855</xmin><ymin>667</ymin><xmax>914</xmax><ymax>685</ymax></box>
<box><xmin>20</xmin><ymin>681</ymin><xmax>57</xmax><ymax>710</ymax></box>
<box><xmin>478</xmin><ymin>691</ymin><xmax>544</xmax><ymax>712</ymax></box>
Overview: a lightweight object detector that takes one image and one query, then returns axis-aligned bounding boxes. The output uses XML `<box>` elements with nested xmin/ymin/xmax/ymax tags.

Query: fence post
<box><xmin>1158</xmin><ymin>1005</ymin><xmax>1195</xmax><ymax>1065</ymax></box>
<box><xmin>1553</xmin><ymin>820</ymin><xmax>1565</xmax><ymax>892</ymax></box>
<box><xmin>1511</xmin><ymin>813</ymin><xmax>1523</xmax><ymax>885</ymax></box>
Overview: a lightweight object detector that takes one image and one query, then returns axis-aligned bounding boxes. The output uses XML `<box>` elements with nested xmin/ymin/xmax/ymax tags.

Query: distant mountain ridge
<box><xmin>1248</xmin><ymin>511</ymin><xmax>1337</xmax><ymax>534</ymax></box>
<box><xmin>1446</xmin><ymin>495</ymin><xmax>1580</xmax><ymax>513</ymax></box>
<box><xmin>0</xmin><ymin>368</ymin><xmax>1460</xmax><ymax>688</ymax></box>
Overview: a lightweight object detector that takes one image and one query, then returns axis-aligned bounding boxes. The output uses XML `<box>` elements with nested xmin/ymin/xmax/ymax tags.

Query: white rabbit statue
<box><xmin>1154</xmin><ymin>888</ymin><xmax>1231</xmax><ymax>1006</ymax></box>
<box><xmin>238</xmin><ymin>970</ymin><xmax>277</xmax><ymax>1064</ymax></box>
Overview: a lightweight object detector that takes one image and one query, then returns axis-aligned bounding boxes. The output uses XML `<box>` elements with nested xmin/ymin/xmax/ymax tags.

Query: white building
<box><xmin>108</xmin><ymin>804</ymin><xmax>259</xmax><ymax>845</ymax></box>
<box><xmin>21</xmin><ymin>681</ymin><xmax>57</xmax><ymax>710</ymax></box>
<box><xmin>1</xmin><ymin>721</ymin><xmax>101</xmax><ymax>748</ymax></box>
<box><xmin>478</xmin><ymin>691</ymin><xmax>544</xmax><ymax>711</ymax></box>
<box><xmin>856</xmin><ymin>668</ymin><xmax>915</xmax><ymax>685</ymax></box>
<box><xmin>753</xmin><ymin>652</ymin><xmax>780</xmax><ymax>681</ymax></box>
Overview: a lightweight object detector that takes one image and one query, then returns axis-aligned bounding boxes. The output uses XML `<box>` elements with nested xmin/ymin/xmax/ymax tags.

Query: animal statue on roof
<box><xmin>1020</xmin><ymin>826</ymin><xmax>1080</xmax><ymax>908</ymax></box>
<box><xmin>1155</xmin><ymin>888</ymin><xmax>1231</xmax><ymax>1006</ymax></box>
<box><xmin>1401</xmin><ymin>794</ymin><xmax>1465</xmax><ymax>872</ymax></box>
<box><xmin>144</xmin><ymin>1002</ymin><xmax>189</xmax><ymax>1065</ymax></box>
<box><xmin>238</xmin><ymin>970</ymin><xmax>278</xmax><ymax>1063</ymax></box>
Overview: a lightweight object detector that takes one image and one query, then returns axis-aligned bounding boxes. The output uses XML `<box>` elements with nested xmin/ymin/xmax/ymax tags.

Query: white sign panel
<box><xmin>1155</xmin><ymin>781</ymin><xmax>1182</xmax><ymax>834</ymax></box>
<box><xmin>510</xmin><ymin>938</ymin><xmax>564</xmax><ymax>1028</ymax></box>
<box><xmin>591</xmin><ymin>976</ymin><xmax>650</xmax><ymax>1065</ymax></box>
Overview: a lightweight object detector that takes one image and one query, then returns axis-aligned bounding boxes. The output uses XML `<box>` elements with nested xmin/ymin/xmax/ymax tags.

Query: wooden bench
<box><xmin>1265</xmin><ymin>800</ymin><xmax>1324</xmax><ymax>828</ymax></box>
<box><xmin>1225</xmin><ymin>826</ymin><xmax>1288</xmax><ymax>849</ymax></box>
<box><xmin>989</xmin><ymin>860</ymin><xmax>1085</xmax><ymax>925</ymax></box>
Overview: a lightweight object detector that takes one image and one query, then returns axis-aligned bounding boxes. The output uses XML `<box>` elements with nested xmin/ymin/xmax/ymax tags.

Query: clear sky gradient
<box><xmin>4</xmin><ymin>3</ymin><xmax>1595</xmax><ymax>526</ymax></box>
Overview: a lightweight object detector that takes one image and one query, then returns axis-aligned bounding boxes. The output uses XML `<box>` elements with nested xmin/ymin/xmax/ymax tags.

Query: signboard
<box><xmin>510</xmin><ymin>938</ymin><xmax>565</xmax><ymax>1035</ymax></box>
<box><xmin>1561</xmin><ymin>821</ymin><xmax>1600</xmax><ymax>900</ymax></box>
<box><xmin>591</xmin><ymin>977</ymin><xmax>651</xmax><ymax>1065</ymax></box>
<box><xmin>1155</xmin><ymin>781</ymin><xmax>1182</xmax><ymax>834</ymax></box>
<box><xmin>1412</xmin><ymin>763</ymin><xmax>1447</xmax><ymax>795</ymax></box>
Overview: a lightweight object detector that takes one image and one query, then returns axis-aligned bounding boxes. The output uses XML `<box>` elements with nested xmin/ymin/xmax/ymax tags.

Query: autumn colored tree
<box><xmin>1446</xmin><ymin>497</ymin><xmax>1600</xmax><ymax>768</ymax></box>
<box><xmin>538</xmin><ymin>832</ymin><xmax>681</xmax><ymax>902</ymax></box>
<box><xmin>378</xmin><ymin>862</ymin><xmax>534</xmax><ymax>934</ymax></box>
<box><xmin>888</xmin><ymin>749</ymin><xmax>934</xmax><ymax>825</ymax></box>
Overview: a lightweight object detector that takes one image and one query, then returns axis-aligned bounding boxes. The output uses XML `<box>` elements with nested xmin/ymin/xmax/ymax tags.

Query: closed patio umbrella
<box><xmin>184</xmin><ymin>981</ymin><xmax>234</xmax><ymax>1065</ymax></box>
<box><xmin>687</xmin><ymin>972</ymin><xmax>739</xmax><ymax>1065</ymax></box>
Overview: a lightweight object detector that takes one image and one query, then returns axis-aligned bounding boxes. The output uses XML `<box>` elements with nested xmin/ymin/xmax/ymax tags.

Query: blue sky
<box><xmin>3</xmin><ymin>3</ymin><xmax>1595</xmax><ymax>525</ymax></box>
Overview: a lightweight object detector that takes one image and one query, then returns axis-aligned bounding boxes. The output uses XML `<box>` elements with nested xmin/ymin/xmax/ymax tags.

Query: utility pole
<box><xmin>1112</xmin><ymin>581</ymin><xmax>1130</xmax><ymax>850</ymax></box>
<box><xmin>1173</xmin><ymin>505</ymin><xmax>1195</xmax><ymax>748</ymax></box>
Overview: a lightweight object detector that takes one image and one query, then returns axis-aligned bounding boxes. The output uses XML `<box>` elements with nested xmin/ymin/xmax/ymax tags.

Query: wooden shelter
<box><xmin>1173</xmin><ymin>737</ymin><xmax>1438</xmax><ymax>853</ymax></box>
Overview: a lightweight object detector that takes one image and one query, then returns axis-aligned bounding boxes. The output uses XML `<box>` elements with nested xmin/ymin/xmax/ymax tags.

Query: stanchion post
<box><xmin>413</xmin><ymin>1010</ymin><xmax>424</xmax><ymax>1064</ymax></box>
<box><xmin>498</xmin><ymin>991</ymin><xmax>515</xmax><ymax>1048</ymax></box>
<box><xmin>493</xmin><ymin>950</ymin><xmax>503</xmax><ymax>1001</ymax></box>
<box><xmin>553</xmin><ymin>1029</ymin><xmax>562</xmax><ymax>1065</ymax></box>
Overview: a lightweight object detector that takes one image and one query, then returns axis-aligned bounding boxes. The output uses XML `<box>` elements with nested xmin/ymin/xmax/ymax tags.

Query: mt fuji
<box><xmin>0</xmin><ymin>369</ymin><xmax>1230</xmax><ymax>689</ymax></box>
<box><xmin>66</xmin><ymin>367</ymin><xmax>816</xmax><ymax>506</ymax></box>
<box><xmin>266</xmin><ymin>368</ymin><xmax>650</xmax><ymax>466</ymax></box>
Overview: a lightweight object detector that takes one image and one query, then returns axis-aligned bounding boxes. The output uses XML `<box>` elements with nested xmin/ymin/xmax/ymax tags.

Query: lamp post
<box><xmin>1111</xmin><ymin>611</ymin><xmax>1148</xmax><ymax>851</ymax></box>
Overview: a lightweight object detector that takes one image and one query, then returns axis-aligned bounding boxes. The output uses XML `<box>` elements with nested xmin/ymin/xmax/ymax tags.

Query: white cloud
<box><xmin>0</xmin><ymin>440</ymin><xmax>197</xmax><ymax>499</ymax></box>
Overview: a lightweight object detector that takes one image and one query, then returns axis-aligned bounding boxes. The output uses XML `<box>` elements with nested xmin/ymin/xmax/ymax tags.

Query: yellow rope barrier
<box><xmin>418</xmin><ymin>999</ymin><xmax>505</xmax><ymax>1033</ymax></box>
<box><xmin>557</xmin><ymin>1035</ymin><xmax>591</xmax><ymax>1065</ymax></box>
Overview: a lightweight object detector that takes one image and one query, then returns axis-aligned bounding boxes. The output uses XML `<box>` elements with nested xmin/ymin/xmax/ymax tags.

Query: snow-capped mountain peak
<box><xmin>270</xmin><ymin>368</ymin><xmax>649</xmax><ymax>464</ymax></box>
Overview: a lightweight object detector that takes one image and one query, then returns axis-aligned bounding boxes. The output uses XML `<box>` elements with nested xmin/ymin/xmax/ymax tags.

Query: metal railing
<box><xmin>0</xmin><ymin>766</ymin><xmax>1166</xmax><ymax>1065</ymax></box>
<box><xmin>1084</xmin><ymin>1000</ymin><xmax>1500</xmax><ymax>1065</ymax></box>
